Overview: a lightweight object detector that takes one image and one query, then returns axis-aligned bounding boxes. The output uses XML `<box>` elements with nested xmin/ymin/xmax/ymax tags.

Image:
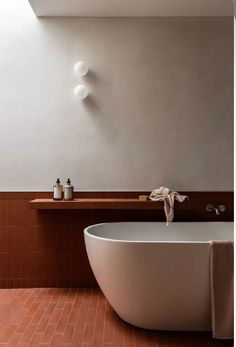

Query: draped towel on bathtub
<box><xmin>149</xmin><ymin>187</ymin><xmax>188</xmax><ymax>225</ymax></box>
<box><xmin>210</xmin><ymin>240</ymin><xmax>234</xmax><ymax>339</ymax></box>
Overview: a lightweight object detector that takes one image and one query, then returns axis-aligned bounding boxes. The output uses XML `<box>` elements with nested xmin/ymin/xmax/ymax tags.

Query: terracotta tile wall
<box><xmin>0</xmin><ymin>192</ymin><xmax>233</xmax><ymax>288</ymax></box>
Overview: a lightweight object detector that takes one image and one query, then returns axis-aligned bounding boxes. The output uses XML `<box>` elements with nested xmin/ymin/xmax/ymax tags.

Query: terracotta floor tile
<box><xmin>26</xmin><ymin>302</ymin><xmax>40</xmax><ymax>316</ymax></box>
<box><xmin>0</xmin><ymin>325</ymin><xmax>18</xmax><ymax>344</ymax></box>
<box><xmin>20</xmin><ymin>324</ymin><xmax>37</xmax><ymax>344</ymax></box>
<box><xmin>31</xmin><ymin>308</ymin><xmax>45</xmax><ymax>325</ymax></box>
<box><xmin>62</xmin><ymin>324</ymin><xmax>75</xmax><ymax>343</ymax></box>
<box><xmin>114</xmin><ymin>327</ymin><xmax>125</xmax><ymax>347</ymax></box>
<box><xmin>28</xmin><ymin>332</ymin><xmax>44</xmax><ymax>346</ymax></box>
<box><xmin>68</xmin><ymin>309</ymin><xmax>79</xmax><ymax>325</ymax></box>
<box><xmin>44</xmin><ymin>302</ymin><xmax>57</xmax><ymax>317</ymax></box>
<box><xmin>0</xmin><ymin>288</ymin><xmax>233</xmax><ymax>347</ymax></box>
<box><xmin>6</xmin><ymin>332</ymin><xmax>23</xmax><ymax>346</ymax></box>
<box><xmin>82</xmin><ymin>322</ymin><xmax>95</xmax><ymax>344</ymax></box>
<box><xmin>16</xmin><ymin>316</ymin><xmax>32</xmax><ymax>333</ymax></box>
<box><xmin>41</xmin><ymin>324</ymin><xmax>56</xmax><ymax>344</ymax></box>
<box><xmin>49</xmin><ymin>333</ymin><xmax>64</xmax><ymax>346</ymax></box>
<box><xmin>23</xmin><ymin>296</ymin><xmax>35</xmax><ymax>309</ymax></box>
<box><xmin>92</xmin><ymin>333</ymin><xmax>103</xmax><ymax>346</ymax></box>
<box><xmin>71</xmin><ymin>333</ymin><xmax>83</xmax><ymax>347</ymax></box>
<box><xmin>103</xmin><ymin>322</ymin><xmax>114</xmax><ymax>344</ymax></box>
<box><xmin>134</xmin><ymin>330</ymin><xmax>147</xmax><ymax>347</ymax></box>
<box><xmin>72</xmin><ymin>293</ymin><xmax>84</xmax><ymax>310</ymax></box>
<box><xmin>124</xmin><ymin>326</ymin><xmax>135</xmax><ymax>346</ymax></box>
<box><xmin>74</xmin><ymin>317</ymin><xmax>87</xmax><ymax>335</ymax></box>
<box><xmin>11</xmin><ymin>309</ymin><xmax>28</xmax><ymax>325</ymax></box>
<box><xmin>55</xmin><ymin>312</ymin><xmax>70</xmax><ymax>334</ymax></box>
<box><xmin>48</xmin><ymin>308</ymin><xmax>63</xmax><ymax>326</ymax></box>
<box><xmin>36</xmin><ymin>316</ymin><xmax>51</xmax><ymax>333</ymax></box>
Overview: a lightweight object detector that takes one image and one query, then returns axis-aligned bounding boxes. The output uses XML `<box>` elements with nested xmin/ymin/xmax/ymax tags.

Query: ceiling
<box><xmin>28</xmin><ymin>0</ymin><xmax>234</xmax><ymax>17</ymax></box>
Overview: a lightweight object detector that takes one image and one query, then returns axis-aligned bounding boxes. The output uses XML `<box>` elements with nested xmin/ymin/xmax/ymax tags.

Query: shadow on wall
<box><xmin>83</xmin><ymin>95</ymin><xmax>99</xmax><ymax>112</ymax></box>
<box><xmin>83</xmin><ymin>70</ymin><xmax>100</xmax><ymax>111</ymax></box>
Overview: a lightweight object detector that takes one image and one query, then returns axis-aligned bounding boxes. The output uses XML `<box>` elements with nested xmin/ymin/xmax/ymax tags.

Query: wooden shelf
<box><xmin>29</xmin><ymin>198</ymin><xmax>191</xmax><ymax>210</ymax></box>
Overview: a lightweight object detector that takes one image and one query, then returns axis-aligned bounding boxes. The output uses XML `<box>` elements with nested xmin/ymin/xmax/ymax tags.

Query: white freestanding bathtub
<box><xmin>84</xmin><ymin>222</ymin><xmax>233</xmax><ymax>331</ymax></box>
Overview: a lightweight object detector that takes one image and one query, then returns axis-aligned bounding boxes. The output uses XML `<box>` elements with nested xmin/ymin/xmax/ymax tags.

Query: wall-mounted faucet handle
<box><xmin>218</xmin><ymin>204</ymin><xmax>226</xmax><ymax>213</ymax></box>
<box><xmin>206</xmin><ymin>204</ymin><xmax>226</xmax><ymax>215</ymax></box>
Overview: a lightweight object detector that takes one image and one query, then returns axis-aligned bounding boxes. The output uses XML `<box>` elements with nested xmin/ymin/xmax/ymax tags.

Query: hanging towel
<box><xmin>210</xmin><ymin>240</ymin><xmax>234</xmax><ymax>339</ymax></box>
<box><xmin>149</xmin><ymin>187</ymin><xmax>188</xmax><ymax>225</ymax></box>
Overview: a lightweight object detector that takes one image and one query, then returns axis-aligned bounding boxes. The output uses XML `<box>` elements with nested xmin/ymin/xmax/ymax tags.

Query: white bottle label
<box><xmin>64</xmin><ymin>187</ymin><xmax>73</xmax><ymax>200</ymax></box>
<box><xmin>54</xmin><ymin>187</ymin><xmax>62</xmax><ymax>199</ymax></box>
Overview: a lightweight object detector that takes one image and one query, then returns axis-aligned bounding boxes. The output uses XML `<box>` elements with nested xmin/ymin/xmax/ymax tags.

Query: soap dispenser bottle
<box><xmin>64</xmin><ymin>179</ymin><xmax>74</xmax><ymax>201</ymax></box>
<box><xmin>53</xmin><ymin>178</ymin><xmax>63</xmax><ymax>200</ymax></box>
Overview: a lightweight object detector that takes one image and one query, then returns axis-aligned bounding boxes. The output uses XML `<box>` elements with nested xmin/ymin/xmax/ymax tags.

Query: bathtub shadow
<box><xmin>108</xmin><ymin>304</ymin><xmax>233</xmax><ymax>346</ymax></box>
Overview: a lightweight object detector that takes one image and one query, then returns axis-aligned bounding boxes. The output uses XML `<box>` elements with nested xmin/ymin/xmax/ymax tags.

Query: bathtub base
<box><xmin>115</xmin><ymin>309</ymin><xmax>212</xmax><ymax>332</ymax></box>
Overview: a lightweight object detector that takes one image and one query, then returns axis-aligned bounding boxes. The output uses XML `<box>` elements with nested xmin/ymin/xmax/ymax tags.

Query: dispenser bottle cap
<box><xmin>56</xmin><ymin>178</ymin><xmax>60</xmax><ymax>184</ymax></box>
<box><xmin>67</xmin><ymin>179</ymin><xmax>71</xmax><ymax>185</ymax></box>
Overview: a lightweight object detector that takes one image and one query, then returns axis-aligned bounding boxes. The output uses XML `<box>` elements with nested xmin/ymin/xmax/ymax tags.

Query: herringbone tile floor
<box><xmin>0</xmin><ymin>288</ymin><xmax>233</xmax><ymax>347</ymax></box>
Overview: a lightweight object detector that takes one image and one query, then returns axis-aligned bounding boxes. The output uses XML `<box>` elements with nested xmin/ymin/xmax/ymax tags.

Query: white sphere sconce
<box><xmin>74</xmin><ymin>84</ymin><xmax>88</xmax><ymax>100</ymax></box>
<box><xmin>74</xmin><ymin>61</ymin><xmax>88</xmax><ymax>77</ymax></box>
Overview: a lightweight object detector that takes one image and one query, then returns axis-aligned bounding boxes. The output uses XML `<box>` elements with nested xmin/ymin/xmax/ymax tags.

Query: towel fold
<box><xmin>210</xmin><ymin>240</ymin><xmax>234</xmax><ymax>339</ymax></box>
<box><xmin>149</xmin><ymin>187</ymin><xmax>188</xmax><ymax>225</ymax></box>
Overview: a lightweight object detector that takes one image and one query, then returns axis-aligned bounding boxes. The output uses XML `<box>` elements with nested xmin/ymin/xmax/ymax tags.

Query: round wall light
<box><xmin>74</xmin><ymin>85</ymin><xmax>88</xmax><ymax>100</ymax></box>
<box><xmin>74</xmin><ymin>61</ymin><xmax>88</xmax><ymax>77</ymax></box>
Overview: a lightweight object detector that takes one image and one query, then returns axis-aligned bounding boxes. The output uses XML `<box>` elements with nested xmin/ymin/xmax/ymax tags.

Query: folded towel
<box><xmin>149</xmin><ymin>187</ymin><xmax>188</xmax><ymax>225</ymax></box>
<box><xmin>210</xmin><ymin>240</ymin><xmax>234</xmax><ymax>339</ymax></box>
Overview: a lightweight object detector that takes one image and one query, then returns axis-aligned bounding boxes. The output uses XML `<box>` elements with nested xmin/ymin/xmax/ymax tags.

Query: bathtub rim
<box><xmin>84</xmin><ymin>221</ymin><xmax>233</xmax><ymax>244</ymax></box>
